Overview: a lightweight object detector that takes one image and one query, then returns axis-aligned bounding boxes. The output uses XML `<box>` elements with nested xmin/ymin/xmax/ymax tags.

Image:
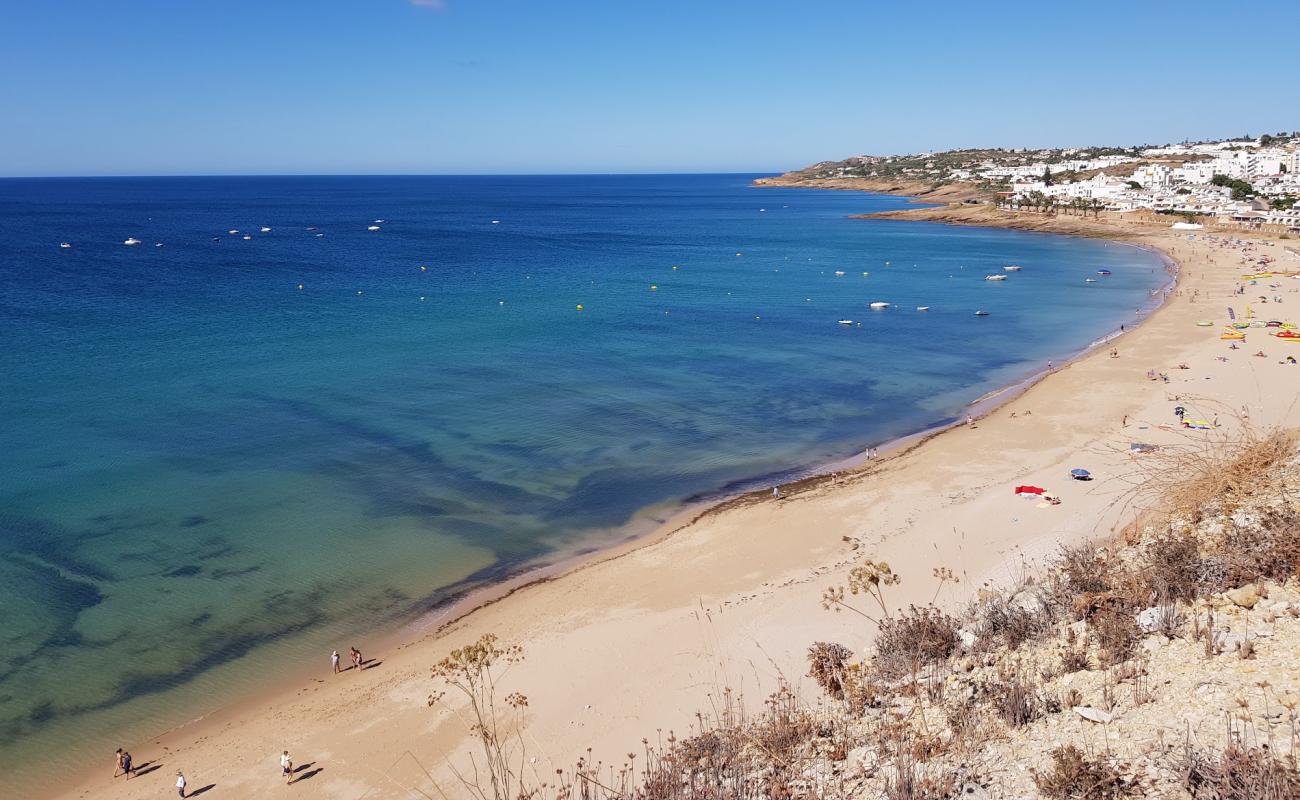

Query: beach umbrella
<box><xmin>1070</xmin><ymin>469</ymin><xmax>1091</xmax><ymax>480</ymax></box>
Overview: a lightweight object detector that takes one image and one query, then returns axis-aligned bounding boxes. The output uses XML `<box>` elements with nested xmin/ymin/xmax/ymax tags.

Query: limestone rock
<box><xmin>1227</xmin><ymin>585</ymin><xmax>1260</xmax><ymax>609</ymax></box>
<box><xmin>1073</xmin><ymin>705</ymin><xmax>1113</xmax><ymax>724</ymax></box>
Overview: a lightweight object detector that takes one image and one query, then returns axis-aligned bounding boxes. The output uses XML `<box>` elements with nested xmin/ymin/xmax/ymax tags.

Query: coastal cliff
<box><xmin>754</xmin><ymin>171</ymin><xmax>986</xmax><ymax>203</ymax></box>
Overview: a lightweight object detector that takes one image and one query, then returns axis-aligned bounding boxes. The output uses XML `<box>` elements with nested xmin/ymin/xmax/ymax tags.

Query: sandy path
<box><xmin>58</xmin><ymin>225</ymin><xmax>1300</xmax><ymax>800</ymax></box>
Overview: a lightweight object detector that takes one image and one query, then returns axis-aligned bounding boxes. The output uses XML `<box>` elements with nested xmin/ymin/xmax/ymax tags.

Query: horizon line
<box><xmin>0</xmin><ymin>170</ymin><xmax>785</xmax><ymax>181</ymax></box>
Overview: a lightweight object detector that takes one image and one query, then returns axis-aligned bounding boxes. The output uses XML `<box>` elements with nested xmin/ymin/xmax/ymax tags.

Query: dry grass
<box><xmin>1033</xmin><ymin>745</ymin><xmax>1143</xmax><ymax>799</ymax></box>
<box><xmin>1180</xmin><ymin>743</ymin><xmax>1300</xmax><ymax>800</ymax></box>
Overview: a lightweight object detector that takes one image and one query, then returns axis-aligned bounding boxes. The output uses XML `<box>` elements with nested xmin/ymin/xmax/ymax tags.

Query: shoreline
<box><xmin>52</xmin><ymin>197</ymin><xmax>1294</xmax><ymax>800</ymax></box>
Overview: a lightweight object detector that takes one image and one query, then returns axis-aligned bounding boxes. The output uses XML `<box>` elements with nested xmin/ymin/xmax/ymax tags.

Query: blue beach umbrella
<box><xmin>1070</xmin><ymin>468</ymin><xmax>1091</xmax><ymax>480</ymax></box>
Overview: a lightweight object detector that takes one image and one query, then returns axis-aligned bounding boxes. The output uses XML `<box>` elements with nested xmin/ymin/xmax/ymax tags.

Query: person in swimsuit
<box><xmin>281</xmin><ymin>750</ymin><xmax>294</xmax><ymax>785</ymax></box>
<box><xmin>114</xmin><ymin>748</ymin><xmax>124</xmax><ymax>778</ymax></box>
<box><xmin>176</xmin><ymin>770</ymin><xmax>187</xmax><ymax>798</ymax></box>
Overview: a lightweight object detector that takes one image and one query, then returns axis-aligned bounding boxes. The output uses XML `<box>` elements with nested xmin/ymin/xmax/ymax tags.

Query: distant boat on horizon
<box><xmin>123</xmin><ymin>238</ymin><xmax>141</xmax><ymax>246</ymax></box>
<box><xmin>59</xmin><ymin>242</ymin><xmax>72</xmax><ymax>249</ymax></box>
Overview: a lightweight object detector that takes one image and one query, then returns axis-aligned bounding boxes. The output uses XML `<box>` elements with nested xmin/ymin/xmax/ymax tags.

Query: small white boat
<box><xmin>228</xmin><ymin>229</ymin><xmax>239</xmax><ymax>235</ymax></box>
<box><xmin>985</xmin><ymin>274</ymin><xmax>1007</xmax><ymax>281</ymax></box>
<box><xmin>375</xmin><ymin>219</ymin><xmax>385</xmax><ymax>223</ymax></box>
<box><xmin>916</xmin><ymin>306</ymin><xmax>930</xmax><ymax>312</ymax></box>
<box><xmin>975</xmin><ymin>310</ymin><xmax>990</xmax><ymax>316</ymax></box>
<box><xmin>491</xmin><ymin>220</ymin><xmax>501</xmax><ymax>224</ymax></box>
<box><xmin>315</xmin><ymin>233</ymin><xmax>325</xmax><ymax>237</ymax></box>
<box><xmin>838</xmin><ymin>319</ymin><xmax>854</xmax><ymax>325</ymax></box>
<box><xmin>834</xmin><ymin>270</ymin><xmax>845</xmax><ymax>277</ymax></box>
<box><xmin>242</xmin><ymin>235</ymin><xmax>252</xmax><ymax>240</ymax></box>
<box><xmin>869</xmin><ymin>302</ymin><xmax>890</xmax><ymax>309</ymax></box>
<box><xmin>260</xmin><ymin>227</ymin><xmax>272</xmax><ymax>233</ymax></box>
<box><xmin>306</xmin><ymin>226</ymin><xmax>317</xmax><ymax>231</ymax></box>
<box><xmin>59</xmin><ymin>242</ymin><xmax>72</xmax><ymax>249</ymax></box>
<box><xmin>367</xmin><ymin>225</ymin><xmax>381</xmax><ymax>231</ymax></box>
<box><xmin>1085</xmin><ymin>278</ymin><xmax>1098</xmax><ymax>283</ymax></box>
<box><xmin>1004</xmin><ymin>265</ymin><xmax>1022</xmax><ymax>272</ymax></box>
<box><xmin>154</xmin><ymin>242</ymin><xmax>164</xmax><ymax>247</ymax></box>
<box><xmin>123</xmin><ymin>238</ymin><xmax>141</xmax><ymax>246</ymax></box>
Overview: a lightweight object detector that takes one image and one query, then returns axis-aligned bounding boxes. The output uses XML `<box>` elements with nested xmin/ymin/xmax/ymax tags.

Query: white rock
<box><xmin>1074</xmin><ymin>705</ymin><xmax>1113</xmax><ymax>724</ymax></box>
<box><xmin>1135</xmin><ymin>606</ymin><xmax>1162</xmax><ymax>633</ymax></box>
<box><xmin>1012</xmin><ymin>589</ymin><xmax>1048</xmax><ymax>615</ymax></box>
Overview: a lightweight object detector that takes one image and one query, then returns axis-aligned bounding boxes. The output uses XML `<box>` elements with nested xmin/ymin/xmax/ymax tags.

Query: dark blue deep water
<box><xmin>0</xmin><ymin>174</ymin><xmax>1166</xmax><ymax>787</ymax></box>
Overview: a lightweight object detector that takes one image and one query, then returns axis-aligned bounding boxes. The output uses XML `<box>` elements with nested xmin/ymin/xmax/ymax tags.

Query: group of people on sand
<box><xmin>115</xmin><ymin>748</ymin><xmax>303</xmax><ymax>795</ymax></box>
<box><xmin>331</xmin><ymin>646</ymin><xmax>365</xmax><ymax>674</ymax></box>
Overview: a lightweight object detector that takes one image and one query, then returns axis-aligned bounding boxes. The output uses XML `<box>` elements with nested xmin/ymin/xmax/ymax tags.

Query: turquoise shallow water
<box><xmin>0</xmin><ymin>174</ymin><xmax>1166</xmax><ymax>789</ymax></box>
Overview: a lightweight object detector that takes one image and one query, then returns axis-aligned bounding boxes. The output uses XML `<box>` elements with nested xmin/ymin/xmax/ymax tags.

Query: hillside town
<box><xmin>795</xmin><ymin>133</ymin><xmax>1300</xmax><ymax>232</ymax></box>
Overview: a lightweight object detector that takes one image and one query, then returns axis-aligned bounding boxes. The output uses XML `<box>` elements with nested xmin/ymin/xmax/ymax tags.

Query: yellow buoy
<box><xmin>576</xmin><ymin>304</ymin><xmax>584</xmax><ymax>311</ymax></box>
<box><xmin>863</xmin><ymin>272</ymin><xmax>869</xmax><ymax>277</ymax></box>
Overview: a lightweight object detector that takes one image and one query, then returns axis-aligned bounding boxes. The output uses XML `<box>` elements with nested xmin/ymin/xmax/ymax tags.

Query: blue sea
<box><xmin>0</xmin><ymin>174</ymin><xmax>1166</xmax><ymax>790</ymax></box>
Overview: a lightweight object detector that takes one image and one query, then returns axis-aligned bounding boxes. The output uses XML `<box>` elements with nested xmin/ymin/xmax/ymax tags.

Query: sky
<box><xmin>3</xmin><ymin>0</ymin><xmax>1298</xmax><ymax>177</ymax></box>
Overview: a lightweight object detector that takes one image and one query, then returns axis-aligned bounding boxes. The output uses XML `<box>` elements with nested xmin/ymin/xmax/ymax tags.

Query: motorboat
<box><xmin>59</xmin><ymin>242</ymin><xmax>72</xmax><ymax>249</ymax></box>
<box><xmin>123</xmin><ymin>238</ymin><xmax>141</xmax><ymax>246</ymax></box>
<box><xmin>260</xmin><ymin>227</ymin><xmax>272</xmax><ymax>233</ymax></box>
<box><xmin>242</xmin><ymin>235</ymin><xmax>252</xmax><ymax>240</ymax></box>
<box><xmin>1085</xmin><ymin>278</ymin><xmax>1098</xmax><ymax>283</ymax></box>
<box><xmin>916</xmin><ymin>306</ymin><xmax>930</xmax><ymax>312</ymax></box>
<box><xmin>869</xmin><ymin>302</ymin><xmax>889</xmax><ymax>309</ymax></box>
<box><xmin>974</xmin><ymin>310</ymin><xmax>990</xmax><ymax>316</ymax></box>
<box><xmin>985</xmin><ymin>274</ymin><xmax>1007</xmax><ymax>281</ymax></box>
<box><xmin>228</xmin><ymin>229</ymin><xmax>239</xmax><ymax>235</ymax></box>
<box><xmin>1003</xmin><ymin>265</ymin><xmax>1022</xmax><ymax>272</ymax></box>
<box><xmin>1097</xmin><ymin>269</ymin><xmax>1112</xmax><ymax>275</ymax></box>
<box><xmin>838</xmin><ymin>319</ymin><xmax>854</xmax><ymax>325</ymax></box>
<box><xmin>367</xmin><ymin>225</ymin><xmax>381</xmax><ymax>231</ymax></box>
<box><xmin>834</xmin><ymin>271</ymin><xmax>845</xmax><ymax>276</ymax></box>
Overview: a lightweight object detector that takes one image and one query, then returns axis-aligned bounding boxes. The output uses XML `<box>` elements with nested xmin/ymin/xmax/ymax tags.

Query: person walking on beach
<box><xmin>113</xmin><ymin>748</ymin><xmax>125</xmax><ymax>779</ymax></box>
<box><xmin>350</xmin><ymin>646</ymin><xmax>362</xmax><ymax>671</ymax></box>
<box><xmin>331</xmin><ymin>649</ymin><xmax>340</xmax><ymax>675</ymax></box>
<box><xmin>176</xmin><ymin>770</ymin><xmax>187</xmax><ymax>798</ymax></box>
<box><xmin>281</xmin><ymin>750</ymin><xmax>294</xmax><ymax>785</ymax></box>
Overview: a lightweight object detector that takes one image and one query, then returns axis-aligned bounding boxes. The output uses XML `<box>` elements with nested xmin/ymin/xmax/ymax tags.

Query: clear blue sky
<box><xmin>4</xmin><ymin>0</ymin><xmax>1297</xmax><ymax>177</ymax></box>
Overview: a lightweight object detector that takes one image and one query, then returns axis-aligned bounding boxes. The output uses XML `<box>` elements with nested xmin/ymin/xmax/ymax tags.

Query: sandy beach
<box><xmin>55</xmin><ymin>211</ymin><xmax>1300</xmax><ymax>800</ymax></box>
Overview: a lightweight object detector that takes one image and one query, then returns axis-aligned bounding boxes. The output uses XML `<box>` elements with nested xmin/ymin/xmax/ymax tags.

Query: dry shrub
<box><xmin>977</xmin><ymin>593</ymin><xmax>1052</xmax><ymax>651</ymax></box>
<box><xmin>1061</xmin><ymin>642</ymin><xmax>1091</xmax><ymax>674</ymax></box>
<box><xmin>1180</xmin><ymin>743</ymin><xmax>1300</xmax><ymax>800</ymax></box>
<box><xmin>983</xmin><ymin>662</ymin><xmax>1045</xmax><ymax>728</ymax></box>
<box><xmin>874</xmin><ymin>605</ymin><xmax>961</xmax><ymax>679</ymax></box>
<box><xmin>1141</xmin><ymin>532</ymin><xmax>1203</xmax><ymax>602</ymax></box>
<box><xmin>1033</xmin><ymin>745</ymin><xmax>1143</xmax><ymax>799</ymax></box>
<box><xmin>1059</xmin><ymin>541</ymin><xmax>1115</xmax><ymax>597</ymax></box>
<box><xmin>807</xmin><ymin>641</ymin><xmax>853</xmax><ymax>700</ymax></box>
<box><xmin>1211</xmin><ymin>506</ymin><xmax>1300</xmax><ymax>589</ymax></box>
<box><xmin>1130</xmin><ymin>426</ymin><xmax>1297</xmax><ymax>525</ymax></box>
<box><xmin>1091</xmin><ymin>609</ymin><xmax>1140</xmax><ymax>667</ymax></box>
